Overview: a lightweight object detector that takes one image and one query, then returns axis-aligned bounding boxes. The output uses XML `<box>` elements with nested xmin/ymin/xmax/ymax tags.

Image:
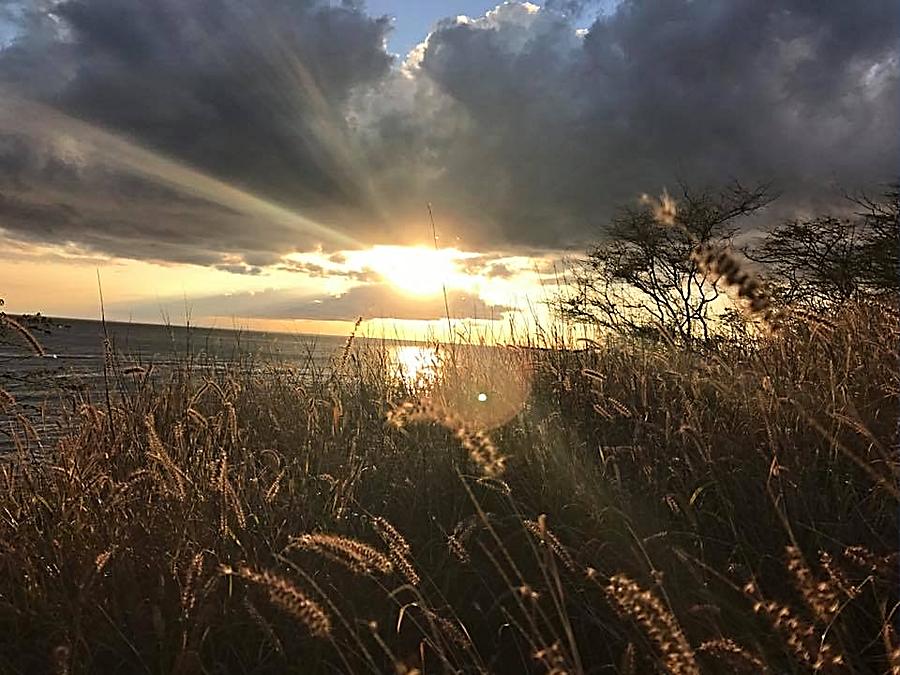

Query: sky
<box><xmin>368</xmin><ymin>1</ymin><xmax>501</xmax><ymax>55</ymax></box>
<box><xmin>0</xmin><ymin>0</ymin><xmax>897</xmax><ymax>338</ymax></box>
<box><xmin>367</xmin><ymin>0</ymin><xmax>617</xmax><ymax>55</ymax></box>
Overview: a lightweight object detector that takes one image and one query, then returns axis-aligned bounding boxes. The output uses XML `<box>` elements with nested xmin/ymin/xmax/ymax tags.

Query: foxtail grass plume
<box><xmin>145</xmin><ymin>414</ymin><xmax>187</xmax><ymax>500</ymax></box>
<box><xmin>785</xmin><ymin>546</ymin><xmax>840</xmax><ymax>623</ymax></box>
<box><xmin>447</xmin><ymin>519</ymin><xmax>477</xmax><ymax>563</ymax></box>
<box><xmin>388</xmin><ymin>399</ymin><xmax>506</xmax><ymax>477</ymax></box>
<box><xmin>842</xmin><ymin>545</ymin><xmax>899</xmax><ymax>580</ymax></box>
<box><xmin>372</xmin><ymin>517</ymin><xmax>420</xmax><ymax>586</ymax></box>
<box><xmin>641</xmin><ymin>188</ymin><xmax>678</xmax><ymax>225</ymax></box>
<box><xmin>743</xmin><ymin>581</ymin><xmax>844</xmax><ymax>670</ymax></box>
<box><xmin>216</xmin><ymin>448</ymin><xmax>246</xmax><ymax>534</ymax></box>
<box><xmin>605</xmin><ymin>573</ymin><xmax>699</xmax><ymax>675</ymax></box>
<box><xmin>419</xmin><ymin>607</ymin><xmax>471</xmax><ymax>649</ymax></box>
<box><xmin>242</xmin><ymin>595</ymin><xmax>285</xmax><ymax>655</ymax></box>
<box><xmin>524</xmin><ymin>515</ymin><xmax>577</xmax><ymax>573</ymax></box>
<box><xmin>220</xmin><ymin>565</ymin><xmax>331</xmax><ymax>638</ymax></box>
<box><xmin>697</xmin><ymin>638</ymin><xmax>766</xmax><ymax>672</ymax></box>
<box><xmin>289</xmin><ymin>533</ymin><xmax>394</xmax><ymax>576</ymax></box>
<box><xmin>691</xmin><ymin>243</ymin><xmax>779</xmax><ymax>327</ymax></box>
<box><xmin>181</xmin><ymin>552</ymin><xmax>205</xmax><ymax>619</ymax></box>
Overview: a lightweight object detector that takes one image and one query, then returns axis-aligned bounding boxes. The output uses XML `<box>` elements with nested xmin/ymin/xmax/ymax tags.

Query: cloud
<box><xmin>284</xmin><ymin>284</ymin><xmax>511</xmax><ymax>321</ymax></box>
<box><xmin>0</xmin><ymin>0</ymin><xmax>393</xmax><ymax>264</ymax></box>
<box><xmin>0</xmin><ymin>0</ymin><xmax>897</xmax><ymax>269</ymax></box>
<box><xmin>361</xmin><ymin>0</ymin><xmax>899</xmax><ymax>246</ymax></box>
<box><xmin>114</xmin><ymin>283</ymin><xmax>511</xmax><ymax>322</ymax></box>
<box><xmin>278</xmin><ymin>257</ymin><xmax>379</xmax><ymax>282</ymax></box>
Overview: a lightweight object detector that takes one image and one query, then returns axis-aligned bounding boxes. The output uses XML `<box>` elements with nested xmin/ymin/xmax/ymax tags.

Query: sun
<box><xmin>356</xmin><ymin>245</ymin><xmax>462</xmax><ymax>296</ymax></box>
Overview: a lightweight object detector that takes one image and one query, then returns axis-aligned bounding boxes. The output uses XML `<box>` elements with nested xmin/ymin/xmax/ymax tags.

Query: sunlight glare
<box><xmin>356</xmin><ymin>245</ymin><xmax>462</xmax><ymax>296</ymax></box>
<box><xmin>391</xmin><ymin>345</ymin><xmax>442</xmax><ymax>384</ymax></box>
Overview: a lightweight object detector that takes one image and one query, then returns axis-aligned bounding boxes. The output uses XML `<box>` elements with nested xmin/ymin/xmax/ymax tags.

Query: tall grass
<box><xmin>0</xmin><ymin>300</ymin><xmax>897</xmax><ymax>673</ymax></box>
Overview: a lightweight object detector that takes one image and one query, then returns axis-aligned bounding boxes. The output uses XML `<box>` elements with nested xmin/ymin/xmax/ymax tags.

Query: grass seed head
<box><xmin>290</xmin><ymin>533</ymin><xmax>394</xmax><ymax>576</ymax></box>
<box><xmin>0</xmin><ymin>313</ymin><xmax>45</xmax><ymax>356</ymax></box>
<box><xmin>605</xmin><ymin>573</ymin><xmax>699</xmax><ymax>675</ymax></box>
<box><xmin>223</xmin><ymin>565</ymin><xmax>332</xmax><ymax>639</ymax></box>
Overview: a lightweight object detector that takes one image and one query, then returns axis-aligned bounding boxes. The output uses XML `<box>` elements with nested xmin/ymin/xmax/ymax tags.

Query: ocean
<box><xmin>0</xmin><ymin>317</ymin><xmax>364</xmax><ymax>453</ymax></box>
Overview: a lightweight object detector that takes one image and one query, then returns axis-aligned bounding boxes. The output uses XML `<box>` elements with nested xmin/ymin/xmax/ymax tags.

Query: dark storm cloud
<box><xmin>0</xmin><ymin>0</ymin><xmax>393</xmax><ymax>264</ymax></box>
<box><xmin>362</xmin><ymin>0</ymin><xmax>899</xmax><ymax>246</ymax></box>
<box><xmin>1</xmin><ymin>0</ymin><xmax>897</xmax><ymax>266</ymax></box>
<box><xmin>115</xmin><ymin>284</ymin><xmax>510</xmax><ymax>322</ymax></box>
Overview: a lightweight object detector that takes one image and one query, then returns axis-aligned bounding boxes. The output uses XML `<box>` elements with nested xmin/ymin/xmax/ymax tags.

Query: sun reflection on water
<box><xmin>390</xmin><ymin>345</ymin><xmax>442</xmax><ymax>386</ymax></box>
<box><xmin>389</xmin><ymin>344</ymin><xmax>533</xmax><ymax>431</ymax></box>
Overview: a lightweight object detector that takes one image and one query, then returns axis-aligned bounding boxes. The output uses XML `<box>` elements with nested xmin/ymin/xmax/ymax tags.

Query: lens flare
<box><xmin>434</xmin><ymin>346</ymin><xmax>532</xmax><ymax>431</ymax></box>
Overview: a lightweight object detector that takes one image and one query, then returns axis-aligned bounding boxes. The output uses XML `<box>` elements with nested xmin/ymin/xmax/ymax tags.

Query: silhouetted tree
<box><xmin>557</xmin><ymin>182</ymin><xmax>773</xmax><ymax>345</ymax></box>
<box><xmin>749</xmin><ymin>184</ymin><xmax>899</xmax><ymax>307</ymax></box>
<box><xmin>850</xmin><ymin>184</ymin><xmax>899</xmax><ymax>295</ymax></box>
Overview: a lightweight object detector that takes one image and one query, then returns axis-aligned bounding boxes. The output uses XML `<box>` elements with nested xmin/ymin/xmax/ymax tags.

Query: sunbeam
<box><xmin>0</xmin><ymin>89</ymin><xmax>363</xmax><ymax>251</ymax></box>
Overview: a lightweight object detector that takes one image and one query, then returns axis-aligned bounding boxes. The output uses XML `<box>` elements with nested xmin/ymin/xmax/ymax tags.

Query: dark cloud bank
<box><xmin>111</xmin><ymin>284</ymin><xmax>510</xmax><ymax>324</ymax></box>
<box><xmin>1</xmin><ymin>0</ymin><xmax>897</xmax><ymax>268</ymax></box>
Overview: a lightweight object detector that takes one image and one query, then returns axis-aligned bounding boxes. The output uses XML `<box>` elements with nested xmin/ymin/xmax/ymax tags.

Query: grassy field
<box><xmin>0</xmin><ymin>301</ymin><xmax>898</xmax><ymax>674</ymax></box>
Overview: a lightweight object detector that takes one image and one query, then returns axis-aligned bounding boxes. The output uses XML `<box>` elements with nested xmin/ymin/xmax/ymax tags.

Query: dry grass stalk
<box><xmin>697</xmin><ymin>638</ymin><xmax>767</xmax><ymax>672</ymax></box>
<box><xmin>388</xmin><ymin>399</ymin><xmax>506</xmax><ymax>477</ymax></box>
<box><xmin>94</xmin><ymin>549</ymin><xmax>114</xmax><ymax>575</ymax></box>
<box><xmin>216</xmin><ymin>449</ymin><xmax>245</xmax><ymax>534</ymax></box>
<box><xmin>265</xmin><ymin>469</ymin><xmax>285</xmax><ymax>504</ymax></box>
<box><xmin>744</xmin><ymin>582</ymin><xmax>844</xmax><ymax>671</ymax></box>
<box><xmin>51</xmin><ymin>645</ymin><xmax>70</xmax><ymax>675</ymax></box>
<box><xmin>620</xmin><ymin>642</ymin><xmax>636</xmax><ymax>675</ymax></box>
<box><xmin>373</xmin><ymin>517</ymin><xmax>420</xmax><ymax>586</ymax></box>
<box><xmin>181</xmin><ymin>552</ymin><xmax>205</xmax><ymax>619</ymax></box>
<box><xmin>524</xmin><ymin>515</ymin><xmax>576</xmax><ymax>573</ymax></box>
<box><xmin>534</xmin><ymin>640</ymin><xmax>570</xmax><ymax>674</ymax></box>
<box><xmin>335</xmin><ymin>316</ymin><xmax>363</xmax><ymax>376</ymax></box>
<box><xmin>883</xmin><ymin>620</ymin><xmax>900</xmax><ymax>675</ymax></box>
<box><xmin>186</xmin><ymin>408</ymin><xmax>208</xmax><ymax>429</ymax></box>
<box><xmin>224</xmin><ymin>402</ymin><xmax>238</xmax><ymax>446</ymax></box>
<box><xmin>289</xmin><ymin>533</ymin><xmax>393</xmax><ymax>576</ymax></box>
<box><xmin>605</xmin><ymin>573</ymin><xmax>699</xmax><ymax>675</ymax></box>
<box><xmin>242</xmin><ymin>595</ymin><xmax>284</xmax><ymax>655</ymax></box>
<box><xmin>447</xmin><ymin>520</ymin><xmax>477</xmax><ymax>564</ymax></box>
<box><xmin>605</xmin><ymin>397</ymin><xmax>632</xmax><ymax>418</ymax></box>
<box><xmin>221</xmin><ymin>565</ymin><xmax>331</xmax><ymax>638</ymax></box>
<box><xmin>113</xmin><ymin>469</ymin><xmax>153</xmax><ymax>501</ymax></box>
<box><xmin>0</xmin><ymin>387</ymin><xmax>14</xmax><ymax>411</ymax></box>
<box><xmin>842</xmin><ymin>545</ymin><xmax>898</xmax><ymax>580</ymax></box>
<box><xmin>0</xmin><ymin>313</ymin><xmax>45</xmax><ymax>356</ymax></box>
<box><xmin>786</xmin><ymin>546</ymin><xmax>841</xmax><ymax>623</ymax></box>
<box><xmin>474</xmin><ymin>476</ymin><xmax>512</xmax><ymax>496</ymax></box>
<box><xmin>419</xmin><ymin>607</ymin><xmax>471</xmax><ymax>650</ymax></box>
<box><xmin>145</xmin><ymin>414</ymin><xmax>187</xmax><ymax>500</ymax></box>
<box><xmin>225</xmin><ymin>481</ymin><xmax>246</xmax><ymax>530</ymax></box>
